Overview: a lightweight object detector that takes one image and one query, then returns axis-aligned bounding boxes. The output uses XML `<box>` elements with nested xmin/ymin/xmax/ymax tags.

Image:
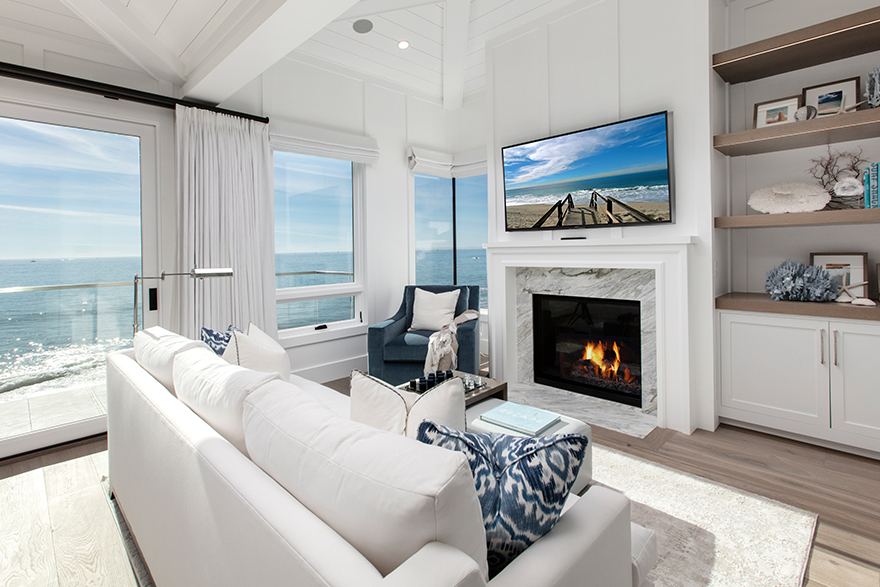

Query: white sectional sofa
<box><xmin>107</xmin><ymin>327</ymin><xmax>653</xmax><ymax>587</ymax></box>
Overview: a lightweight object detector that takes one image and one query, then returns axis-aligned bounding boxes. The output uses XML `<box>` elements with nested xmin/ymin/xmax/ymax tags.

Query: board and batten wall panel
<box><xmin>486</xmin><ymin>0</ymin><xmax>716</xmax><ymax>432</ymax></box>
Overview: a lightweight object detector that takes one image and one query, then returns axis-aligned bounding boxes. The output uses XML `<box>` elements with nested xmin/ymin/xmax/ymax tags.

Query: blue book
<box><xmin>865</xmin><ymin>167</ymin><xmax>872</xmax><ymax>209</ymax></box>
<box><xmin>871</xmin><ymin>163</ymin><xmax>880</xmax><ymax>208</ymax></box>
<box><xmin>480</xmin><ymin>402</ymin><xmax>561</xmax><ymax>436</ymax></box>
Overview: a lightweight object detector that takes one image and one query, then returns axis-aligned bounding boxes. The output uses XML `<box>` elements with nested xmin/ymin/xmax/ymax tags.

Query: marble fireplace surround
<box><xmin>516</xmin><ymin>267</ymin><xmax>657</xmax><ymax>414</ymax></box>
<box><xmin>485</xmin><ymin>237</ymin><xmax>694</xmax><ymax>433</ymax></box>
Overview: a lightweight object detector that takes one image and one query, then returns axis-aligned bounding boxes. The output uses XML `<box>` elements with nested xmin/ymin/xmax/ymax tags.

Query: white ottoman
<box><xmin>464</xmin><ymin>398</ymin><xmax>592</xmax><ymax>494</ymax></box>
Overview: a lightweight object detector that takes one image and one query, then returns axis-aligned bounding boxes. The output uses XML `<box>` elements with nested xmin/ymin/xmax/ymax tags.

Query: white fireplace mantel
<box><xmin>485</xmin><ymin>236</ymin><xmax>696</xmax><ymax>434</ymax></box>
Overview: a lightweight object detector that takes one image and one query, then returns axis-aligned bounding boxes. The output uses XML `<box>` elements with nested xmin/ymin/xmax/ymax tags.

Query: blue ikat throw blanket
<box><xmin>416</xmin><ymin>421</ymin><xmax>588</xmax><ymax>577</ymax></box>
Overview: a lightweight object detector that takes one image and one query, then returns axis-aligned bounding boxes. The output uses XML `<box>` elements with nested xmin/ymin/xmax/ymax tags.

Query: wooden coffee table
<box><xmin>455</xmin><ymin>371</ymin><xmax>508</xmax><ymax>407</ymax></box>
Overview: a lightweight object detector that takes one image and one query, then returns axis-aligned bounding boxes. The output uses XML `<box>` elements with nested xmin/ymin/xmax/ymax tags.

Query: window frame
<box><xmin>271</xmin><ymin>147</ymin><xmax>367</xmax><ymax>342</ymax></box>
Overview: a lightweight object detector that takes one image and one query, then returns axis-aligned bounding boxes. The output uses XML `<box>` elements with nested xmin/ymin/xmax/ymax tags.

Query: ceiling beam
<box><xmin>334</xmin><ymin>0</ymin><xmax>441</xmax><ymax>22</ymax></box>
<box><xmin>59</xmin><ymin>0</ymin><xmax>186</xmax><ymax>84</ymax></box>
<box><xmin>442</xmin><ymin>0</ymin><xmax>470</xmax><ymax>110</ymax></box>
<box><xmin>181</xmin><ymin>0</ymin><xmax>359</xmax><ymax>104</ymax></box>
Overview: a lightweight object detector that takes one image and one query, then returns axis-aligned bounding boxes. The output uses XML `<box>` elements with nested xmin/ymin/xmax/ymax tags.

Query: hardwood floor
<box><xmin>2</xmin><ymin>416</ymin><xmax>878</xmax><ymax>586</ymax></box>
<box><xmin>0</xmin><ymin>435</ymin><xmax>136</xmax><ymax>587</ymax></box>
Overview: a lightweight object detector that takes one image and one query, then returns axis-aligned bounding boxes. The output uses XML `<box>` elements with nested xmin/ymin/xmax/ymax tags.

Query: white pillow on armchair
<box><xmin>409</xmin><ymin>287</ymin><xmax>460</xmax><ymax>331</ymax></box>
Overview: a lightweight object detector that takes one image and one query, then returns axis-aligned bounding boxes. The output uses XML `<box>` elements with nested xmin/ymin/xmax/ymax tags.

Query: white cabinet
<box><xmin>720</xmin><ymin>311</ymin><xmax>880</xmax><ymax>454</ymax></box>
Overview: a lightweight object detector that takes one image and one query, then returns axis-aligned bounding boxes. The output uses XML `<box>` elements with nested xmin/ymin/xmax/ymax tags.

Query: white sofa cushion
<box><xmin>350</xmin><ymin>371</ymin><xmax>466</xmax><ymax>438</ymax></box>
<box><xmin>409</xmin><ymin>288</ymin><xmax>460</xmax><ymax>331</ymax></box>
<box><xmin>243</xmin><ymin>380</ymin><xmax>488</xmax><ymax>579</ymax></box>
<box><xmin>222</xmin><ymin>323</ymin><xmax>291</xmax><ymax>381</ymax></box>
<box><xmin>173</xmin><ymin>347</ymin><xmax>280</xmax><ymax>456</ymax></box>
<box><xmin>133</xmin><ymin>326</ymin><xmax>207</xmax><ymax>395</ymax></box>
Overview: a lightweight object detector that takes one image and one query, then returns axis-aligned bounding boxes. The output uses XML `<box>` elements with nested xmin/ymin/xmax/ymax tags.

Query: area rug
<box><xmin>592</xmin><ymin>445</ymin><xmax>817</xmax><ymax>587</ymax></box>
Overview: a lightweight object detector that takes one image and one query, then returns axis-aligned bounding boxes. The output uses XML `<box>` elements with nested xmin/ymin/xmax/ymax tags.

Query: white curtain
<box><xmin>407</xmin><ymin>146</ymin><xmax>487</xmax><ymax>178</ymax></box>
<box><xmin>176</xmin><ymin>105</ymin><xmax>277</xmax><ymax>339</ymax></box>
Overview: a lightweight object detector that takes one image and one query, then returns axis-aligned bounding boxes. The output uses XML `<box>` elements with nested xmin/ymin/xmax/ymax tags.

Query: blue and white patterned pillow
<box><xmin>200</xmin><ymin>325</ymin><xmax>241</xmax><ymax>355</ymax></box>
<box><xmin>416</xmin><ymin>421</ymin><xmax>588</xmax><ymax>577</ymax></box>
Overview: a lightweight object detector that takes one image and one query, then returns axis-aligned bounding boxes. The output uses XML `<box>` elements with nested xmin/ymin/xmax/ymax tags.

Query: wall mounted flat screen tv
<box><xmin>502</xmin><ymin>111</ymin><xmax>673</xmax><ymax>231</ymax></box>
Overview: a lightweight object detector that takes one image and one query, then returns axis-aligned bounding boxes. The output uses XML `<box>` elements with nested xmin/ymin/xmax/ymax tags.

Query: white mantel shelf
<box><xmin>484</xmin><ymin>236</ymin><xmax>696</xmax><ymax>249</ymax></box>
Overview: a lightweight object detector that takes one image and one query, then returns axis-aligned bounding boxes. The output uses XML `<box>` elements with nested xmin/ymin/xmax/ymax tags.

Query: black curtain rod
<box><xmin>0</xmin><ymin>62</ymin><xmax>269</xmax><ymax>124</ymax></box>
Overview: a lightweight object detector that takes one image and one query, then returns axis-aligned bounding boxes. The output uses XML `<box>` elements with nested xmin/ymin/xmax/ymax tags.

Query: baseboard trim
<box><xmin>294</xmin><ymin>355</ymin><xmax>367</xmax><ymax>384</ymax></box>
<box><xmin>720</xmin><ymin>418</ymin><xmax>880</xmax><ymax>461</ymax></box>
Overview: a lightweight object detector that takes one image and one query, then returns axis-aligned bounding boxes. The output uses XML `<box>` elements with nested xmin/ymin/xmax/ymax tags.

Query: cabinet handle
<box><xmin>820</xmin><ymin>329</ymin><xmax>826</xmax><ymax>364</ymax></box>
<box><xmin>833</xmin><ymin>330</ymin><xmax>839</xmax><ymax>367</ymax></box>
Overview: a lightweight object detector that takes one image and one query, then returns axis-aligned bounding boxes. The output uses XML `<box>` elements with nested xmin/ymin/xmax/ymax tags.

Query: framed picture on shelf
<box><xmin>753</xmin><ymin>96</ymin><xmax>801</xmax><ymax>128</ymax></box>
<box><xmin>810</xmin><ymin>252</ymin><xmax>868</xmax><ymax>298</ymax></box>
<box><xmin>802</xmin><ymin>77</ymin><xmax>861</xmax><ymax>116</ymax></box>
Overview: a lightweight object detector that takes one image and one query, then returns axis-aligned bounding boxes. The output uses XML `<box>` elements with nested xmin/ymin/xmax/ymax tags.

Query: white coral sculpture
<box><xmin>748</xmin><ymin>182</ymin><xmax>831</xmax><ymax>214</ymax></box>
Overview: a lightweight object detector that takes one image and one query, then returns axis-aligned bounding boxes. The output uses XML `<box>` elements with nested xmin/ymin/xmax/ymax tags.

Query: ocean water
<box><xmin>0</xmin><ymin>250</ymin><xmax>489</xmax><ymax>400</ymax></box>
<box><xmin>0</xmin><ymin>257</ymin><xmax>139</xmax><ymax>401</ymax></box>
<box><xmin>505</xmin><ymin>168</ymin><xmax>670</xmax><ymax>207</ymax></box>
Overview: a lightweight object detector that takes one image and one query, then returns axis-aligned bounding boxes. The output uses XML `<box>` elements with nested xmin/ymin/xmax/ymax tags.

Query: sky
<box><xmin>0</xmin><ymin>116</ymin><xmax>141</xmax><ymax>260</ymax></box>
<box><xmin>502</xmin><ymin>113</ymin><xmax>669</xmax><ymax>190</ymax></box>
<box><xmin>274</xmin><ymin>151</ymin><xmax>353</xmax><ymax>254</ymax></box>
<box><xmin>414</xmin><ymin>174</ymin><xmax>488</xmax><ymax>252</ymax></box>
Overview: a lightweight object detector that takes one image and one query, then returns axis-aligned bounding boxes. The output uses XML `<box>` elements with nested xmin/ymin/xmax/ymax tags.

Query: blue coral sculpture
<box><xmin>765</xmin><ymin>259</ymin><xmax>837</xmax><ymax>302</ymax></box>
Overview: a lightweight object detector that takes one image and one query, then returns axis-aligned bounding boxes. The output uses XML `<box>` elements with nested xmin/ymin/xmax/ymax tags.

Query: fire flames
<box><xmin>579</xmin><ymin>341</ymin><xmax>635</xmax><ymax>383</ymax></box>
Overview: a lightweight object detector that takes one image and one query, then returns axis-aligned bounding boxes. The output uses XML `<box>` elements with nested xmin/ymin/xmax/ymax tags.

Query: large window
<box><xmin>414</xmin><ymin>173</ymin><xmax>488</xmax><ymax>309</ymax></box>
<box><xmin>0</xmin><ymin>114</ymin><xmax>143</xmax><ymax>442</ymax></box>
<box><xmin>273</xmin><ymin>150</ymin><xmax>362</xmax><ymax>332</ymax></box>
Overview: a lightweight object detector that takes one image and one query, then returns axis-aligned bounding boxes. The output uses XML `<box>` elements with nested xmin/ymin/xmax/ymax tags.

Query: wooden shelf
<box><xmin>716</xmin><ymin>292</ymin><xmax>880</xmax><ymax>321</ymax></box>
<box><xmin>715</xmin><ymin>207</ymin><xmax>880</xmax><ymax>229</ymax></box>
<box><xmin>713</xmin><ymin>6</ymin><xmax>880</xmax><ymax>84</ymax></box>
<box><xmin>714</xmin><ymin>107</ymin><xmax>880</xmax><ymax>157</ymax></box>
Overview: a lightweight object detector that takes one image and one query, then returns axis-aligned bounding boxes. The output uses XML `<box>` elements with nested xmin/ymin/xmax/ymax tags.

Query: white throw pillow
<box><xmin>222</xmin><ymin>322</ymin><xmax>291</xmax><ymax>382</ymax></box>
<box><xmin>133</xmin><ymin>326</ymin><xmax>208</xmax><ymax>395</ymax></box>
<box><xmin>243</xmin><ymin>380</ymin><xmax>488</xmax><ymax>579</ymax></box>
<box><xmin>350</xmin><ymin>371</ymin><xmax>466</xmax><ymax>439</ymax></box>
<box><xmin>408</xmin><ymin>288</ymin><xmax>460</xmax><ymax>331</ymax></box>
<box><xmin>173</xmin><ymin>347</ymin><xmax>280</xmax><ymax>455</ymax></box>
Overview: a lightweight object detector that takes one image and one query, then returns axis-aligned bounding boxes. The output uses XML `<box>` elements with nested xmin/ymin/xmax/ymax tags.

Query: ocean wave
<box><xmin>507</xmin><ymin>185</ymin><xmax>670</xmax><ymax>206</ymax></box>
<box><xmin>0</xmin><ymin>338</ymin><xmax>131</xmax><ymax>400</ymax></box>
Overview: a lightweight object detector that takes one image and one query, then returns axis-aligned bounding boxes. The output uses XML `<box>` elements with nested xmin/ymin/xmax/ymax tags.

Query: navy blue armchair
<box><xmin>368</xmin><ymin>285</ymin><xmax>480</xmax><ymax>385</ymax></box>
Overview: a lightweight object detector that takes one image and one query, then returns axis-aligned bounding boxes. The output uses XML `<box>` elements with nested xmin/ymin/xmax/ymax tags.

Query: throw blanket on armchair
<box><xmin>425</xmin><ymin>310</ymin><xmax>480</xmax><ymax>374</ymax></box>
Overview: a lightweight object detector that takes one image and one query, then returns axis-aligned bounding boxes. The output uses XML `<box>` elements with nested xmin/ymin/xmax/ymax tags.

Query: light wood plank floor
<box><xmin>0</xmin><ymin>435</ymin><xmax>136</xmax><ymax>587</ymax></box>
<box><xmin>2</xmin><ymin>416</ymin><xmax>878</xmax><ymax>586</ymax></box>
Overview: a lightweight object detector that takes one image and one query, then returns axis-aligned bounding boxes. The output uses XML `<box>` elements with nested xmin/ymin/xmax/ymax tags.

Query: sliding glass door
<box><xmin>0</xmin><ymin>100</ymin><xmax>159</xmax><ymax>457</ymax></box>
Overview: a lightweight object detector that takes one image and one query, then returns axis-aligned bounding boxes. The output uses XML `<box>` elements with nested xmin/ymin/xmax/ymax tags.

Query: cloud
<box><xmin>503</xmin><ymin>114</ymin><xmax>666</xmax><ymax>186</ymax></box>
<box><xmin>0</xmin><ymin>118</ymin><xmax>140</xmax><ymax>176</ymax></box>
<box><xmin>0</xmin><ymin>204</ymin><xmax>139</xmax><ymax>226</ymax></box>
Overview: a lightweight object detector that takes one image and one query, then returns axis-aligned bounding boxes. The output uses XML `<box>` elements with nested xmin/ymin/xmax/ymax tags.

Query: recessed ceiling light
<box><xmin>353</xmin><ymin>19</ymin><xmax>373</xmax><ymax>34</ymax></box>
<box><xmin>398</xmin><ymin>40</ymin><xmax>410</xmax><ymax>49</ymax></box>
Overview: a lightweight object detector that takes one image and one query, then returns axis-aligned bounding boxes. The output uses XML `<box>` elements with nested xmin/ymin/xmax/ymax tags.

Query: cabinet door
<box><xmin>830</xmin><ymin>321</ymin><xmax>880</xmax><ymax>440</ymax></box>
<box><xmin>720</xmin><ymin>313</ymin><xmax>830</xmax><ymax>428</ymax></box>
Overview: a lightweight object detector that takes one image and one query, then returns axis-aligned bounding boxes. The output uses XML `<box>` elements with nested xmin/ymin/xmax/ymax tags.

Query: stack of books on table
<box><xmin>479</xmin><ymin>402</ymin><xmax>561</xmax><ymax>436</ymax></box>
<box><xmin>865</xmin><ymin>163</ymin><xmax>879</xmax><ymax>208</ymax></box>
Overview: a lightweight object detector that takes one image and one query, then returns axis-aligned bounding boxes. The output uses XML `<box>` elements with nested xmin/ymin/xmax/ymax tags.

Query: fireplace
<box><xmin>532</xmin><ymin>293</ymin><xmax>642</xmax><ymax>407</ymax></box>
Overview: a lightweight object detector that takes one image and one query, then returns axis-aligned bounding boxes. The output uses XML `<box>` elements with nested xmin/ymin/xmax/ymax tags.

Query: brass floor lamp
<box><xmin>132</xmin><ymin>267</ymin><xmax>234</xmax><ymax>336</ymax></box>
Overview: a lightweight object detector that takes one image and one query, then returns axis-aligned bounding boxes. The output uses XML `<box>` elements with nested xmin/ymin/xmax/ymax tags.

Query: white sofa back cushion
<box><xmin>243</xmin><ymin>380</ymin><xmax>489</xmax><ymax>580</ymax></box>
<box><xmin>133</xmin><ymin>326</ymin><xmax>208</xmax><ymax>395</ymax></box>
<box><xmin>173</xmin><ymin>347</ymin><xmax>280</xmax><ymax>456</ymax></box>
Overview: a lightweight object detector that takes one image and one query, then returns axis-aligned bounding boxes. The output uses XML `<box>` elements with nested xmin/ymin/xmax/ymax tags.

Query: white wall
<box><xmin>485</xmin><ymin>0</ymin><xmax>716</xmax><ymax>432</ymax></box>
<box><xmin>220</xmin><ymin>56</ymin><xmax>488</xmax><ymax>382</ymax></box>
<box><xmin>723</xmin><ymin>0</ymin><xmax>880</xmax><ymax>299</ymax></box>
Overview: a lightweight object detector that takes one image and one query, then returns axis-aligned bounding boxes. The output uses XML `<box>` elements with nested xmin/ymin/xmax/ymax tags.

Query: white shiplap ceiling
<box><xmin>3</xmin><ymin>0</ymin><xmax>582</xmax><ymax>108</ymax></box>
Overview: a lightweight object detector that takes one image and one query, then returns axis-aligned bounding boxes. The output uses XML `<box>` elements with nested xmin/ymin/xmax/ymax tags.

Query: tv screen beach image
<box><xmin>503</xmin><ymin>112</ymin><xmax>671</xmax><ymax>230</ymax></box>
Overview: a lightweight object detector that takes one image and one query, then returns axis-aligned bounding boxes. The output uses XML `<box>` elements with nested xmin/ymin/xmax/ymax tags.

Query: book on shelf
<box><xmin>479</xmin><ymin>402</ymin><xmax>561</xmax><ymax>436</ymax></box>
<box><xmin>865</xmin><ymin>167</ymin><xmax>872</xmax><ymax>209</ymax></box>
<box><xmin>873</xmin><ymin>163</ymin><xmax>879</xmax><ymax>209</ymax></box>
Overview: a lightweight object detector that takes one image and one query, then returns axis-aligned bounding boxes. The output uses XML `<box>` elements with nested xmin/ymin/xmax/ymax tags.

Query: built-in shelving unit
<box><xmin>715</xmin><ymin>292</ymin><xmax>880</xmax><ymax>321</ymax></box>
<box><xmin>714</xmin><ymin>207</ymin><xmax>880</xmax><ymax>229</ymax></box>
<box><xmin>713</xmin><ymin>7</ymin><xmax>880</xmax><ymax>313</ymax></box>
<box><xmin>712</xmin><ymin>6</ymin><xmax>880</xmax><ymax>84</ymax></box>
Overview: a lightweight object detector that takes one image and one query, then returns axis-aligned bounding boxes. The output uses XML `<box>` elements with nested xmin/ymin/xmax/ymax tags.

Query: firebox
<box><xmin>532</xmin><ymin>293</ymin><xmax>642</xmax><ymax>407</ymax></box>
